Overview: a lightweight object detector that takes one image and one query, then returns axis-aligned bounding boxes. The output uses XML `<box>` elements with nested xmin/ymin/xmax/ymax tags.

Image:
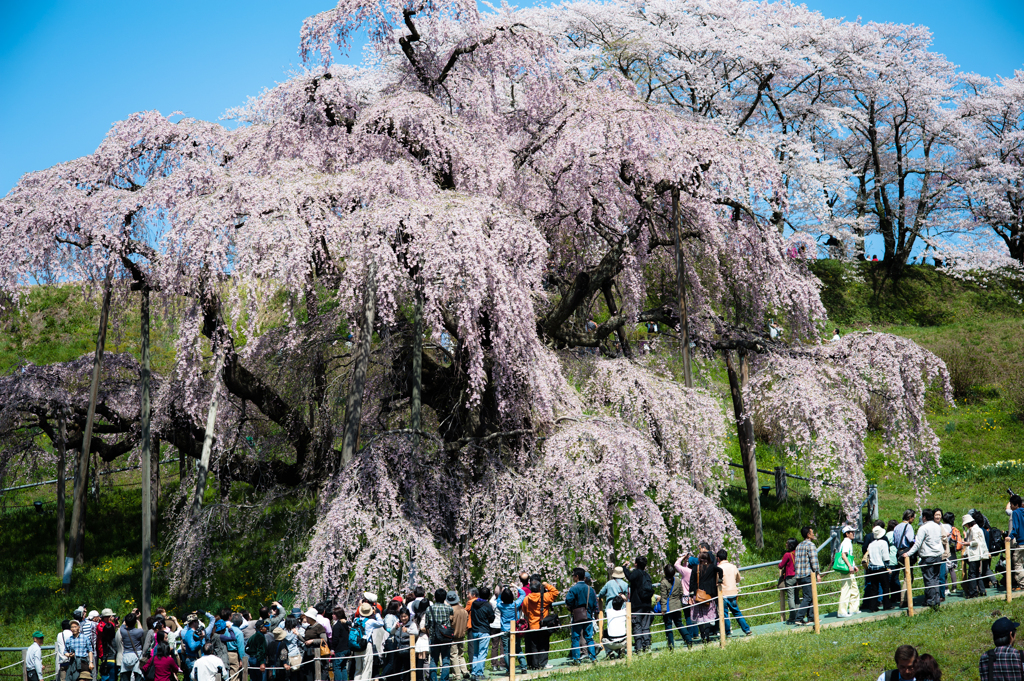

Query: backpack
<box><xmin>348</xmin><ymin>618</ymin><xmax>367</xmax><ymax>651</ymax></box>
<box><xmin>640</xmin><ymin>571</ymin><xmax>655</xmax><ymax>605</ymax></box>
<box><xmin>950</xmin><ymin>526</ymin><xmax>964</xmax><ymax>553</ymax></box>
<box><xmin>989</xmin><ymin>527</ymin><xmax>1005</xmax><ymax>553</ymax></box>
<box><xmin>430</xmin><ymin>614</ymin><xmax>455</xmax><ymax>645</ymax></box>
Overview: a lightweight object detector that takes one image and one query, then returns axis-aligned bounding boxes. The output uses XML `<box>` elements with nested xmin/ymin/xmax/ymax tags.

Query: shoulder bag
<box><xmin>570</xmin><ymin>586</ymin><xmax>592</xmax><ymax>624</ymax></box>
<box><xmin>693</xmin><ymin>566</ymin><xmax>712</xmax><ymax>604</ymax></box>
<box><xmin>539</xmin><ymin>593</ymin><xmax>559</xmax><ymax>629</ymax></box>
<box><xmin>832</xmin><ymin>549</ymin><xmax>850</xmax><ymax>574</ymax></box>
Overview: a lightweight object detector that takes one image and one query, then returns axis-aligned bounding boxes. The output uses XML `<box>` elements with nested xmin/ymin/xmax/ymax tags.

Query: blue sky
<box><xmin>2</xmin><ymin>0</ymin><xmax>1022</xmax><ymax>203</ymax></box>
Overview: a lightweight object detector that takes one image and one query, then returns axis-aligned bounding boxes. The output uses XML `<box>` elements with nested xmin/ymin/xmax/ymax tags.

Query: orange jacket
<box><xmin>522</xmin><ymin>583</ymin><xmax>559</xmax><ymax>630</ymax></box>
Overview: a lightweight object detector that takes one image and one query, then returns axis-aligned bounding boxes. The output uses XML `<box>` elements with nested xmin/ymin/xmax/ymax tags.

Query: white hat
<box><xmin>100</xmin><ymin>609</ymin><xmax>116</xmax><ymax>617</ymax></box>
<box><xmin>872</xmin><ymin>526</ymin><xmax>885</xmax><ymax>539</ymax></box>
<box><xmin>363</xmin><ymin>592</ymin><xmax>378</xmax><ymax>603</ymax></box>
<box><xmin>87</xmin><ymin>610</ymin><xmax>100</xmax><ymax>620</ymax></box>
<box><xmin>842</xmin><ymin>525</ymin><xmax>855</xmax><ymax>534</ymax></box>
<box><xmin>963</xmin><ymin>514</ymin><xmax>975</xmax><ymax>526</ymax></box>
<box><xmin>303</xmin><ymin>607</ymin><xmax>319</xmax><ymax>619</ymax></box>
<box><xmin>74</xmin><ymin>606</ymin><xmax>87</xmax><ymax>616</ymax></box>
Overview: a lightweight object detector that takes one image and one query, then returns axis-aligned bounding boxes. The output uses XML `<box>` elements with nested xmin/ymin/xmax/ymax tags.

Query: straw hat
<box><xmin>611</xmin><ymin>567</ymin><xmax>626</xmax><ymax>580</ymax></box>
<box><xmin>358</xmin><ymin>603</ymin><xmax>373</xmax><ymax>617</ymax></box>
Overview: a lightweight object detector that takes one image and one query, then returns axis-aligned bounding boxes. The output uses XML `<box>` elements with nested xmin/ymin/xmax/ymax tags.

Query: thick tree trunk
<box><xmin>70</xmin><ymin>271</ymin><xmax>113</xmax><ymax>565</ymax></box>
<box><xmin>601</xmin><ymin>283</ymin><xmax>632</xmax><ymax>358</ymax></box>
<box><xmin>672</xmin><ymin>188</ymin><xmax>692</xmax><ymax>388</ymax></box>
<box><xmin>341</xmin><ymin>262</ymin><xmax>378</xmax><ymax>467</ymax></box>
<box><xmin>725</xmin><ymin>350</ymin><xmax>763</xmax><ymax>549</ymax></box>
<box><xmin>152</xmin><ymin>437</ymin><xmax>159</xmax><ymax>542</ymax></box>
<box><xmin>56</xmin><ymin>414</ymin><xmax>67</xmax><ymax>578</ymax></box>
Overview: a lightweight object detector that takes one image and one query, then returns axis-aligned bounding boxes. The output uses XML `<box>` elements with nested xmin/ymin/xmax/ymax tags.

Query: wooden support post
<box><xmin>22</xmin><ymin>648</ymin><xmax>28</xmax><ymax>681</ymax></box>
<box><xmin>597</xmin><ymin>611</ymin><xmax>604</xmax><ymax>646</ymax></box>
<box><xmin>904</xmin><ymin>555</ymin><xmax>914</xmax><ymax>617</ymax></box>
<box><xmin>240</xmin><ymin>659</ymin><xmax>248</xmax><ymax>681</ymax></box>
<box><xmin>810</xmin><ymin>575</ymin><xmax>820</xmax><ymax>634</ymax></box>
<box><xmin>774</xmin><ymin>466</ymin><xmax>788</xmax><ymax>502</ymax></box>
<box><xmin>625</xmin><ymin>602</ymin><xmax>633</xmax><ymax>664</ymax></box>
<box><xmin>671</xmin><ymin>187</ymin><xmax>692</xmax><ymax>388</ymax></box>
<box><xmin>410</xmin><ymin>635</ymin><xmax>417</xmax><ymax>681</ymax></box>
<box><xmin>717</xmin><ymin>590</ymin><xmax>726</xmax><ymax>648</ymax></box>
<box><xmin>1007</xmin><ymin>537</ymin><xmax>1013</xmax><ymax>603</ymax></box>
<box><xmin>509</xmin><ymin>632</ymin><xmax>516</xmax><ymax>681</ymax></box>
<box><xmin>341</xmin><ymin>261</ymin><xmax>377</xmax><ymax>467</ymax></box>
<box><xmin>191</xmin><ymin>352</ymin><xmax>225</xmax><ymax>519</ymax></box>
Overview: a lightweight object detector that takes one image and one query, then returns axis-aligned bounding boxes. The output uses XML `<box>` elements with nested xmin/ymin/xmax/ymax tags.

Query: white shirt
<box><xmin>906</xmin><ymin>521</ymin><xmax>944</xmax><ymax>559</ymax></box>
<box><xmin>26</xmin><ymin>642</ymin><xmax>43</xmax><ymax>676</ymax></box>
<box><xmin>192</xmin><ymin>654</ymin><xmax>227</xmax><ymax>681</ymax></box>
<box><xmin>967</xmin><ymin>524</ymin><xmax>990</xmax><ymax>560</ymax></box>
<box><xmin>867</xmin><ymin>538</ymin><xmax>889</xmax><ymax>567</ymax></box>
<box><xmin>604</xmin><ymin>606</ymin><xmax>627</xmax><ymax>638</ymax></box>
<box><xmin>876</xmin><ymin>673</ymin><xmax>914</xmax><ymax>681</ymax></box>
<box><xmin>56</xmin><ymin>630</ymin><xmax>73</xmax><ymax>664</ymax></box>
<box><xmin>831</xmin><ymin>333</ymin><xmax>840</xmax><ymax>343</ymax></box>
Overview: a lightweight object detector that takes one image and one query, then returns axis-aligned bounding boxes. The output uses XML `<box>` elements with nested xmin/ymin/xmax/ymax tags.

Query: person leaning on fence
<box><xmin>980</xmin><ymin>617</ymin><xmax>1024</xmax><ymax>681</ymax></box>
<box><xmin>906</xmin><ymin>508</ymin><xmax>944</xmax><ymax>609</ymax></box>
<box><xmin>876</xmin><ymin>644</ymin><xmax>919</xmax><ymax>681</ymax></box>
<box><xmin>864</xmin><ymin>525</ymin><xmax>890</xmax><ymax>612</ymax></box>
<box><xmin>836</xmin><ymin>525</ymin><xmax>861</xmax><ymax>618</ymax></box>
<box><xmin>793</xmin><ymin>526</ymin><xmax>819</xmax><ymax>626</ymax></box>
<box><xmin>623</xmin><ymin>557</ymin><xmax>655</xmax><ymax>653</ymax></box>
<box><xmin>191</xmin><ymin>644</ymin><xmax>226</xmax><ymax>681</ymax></box>
<box><xmin>565</xmin><ymin>567</ymin><xmax>599</xmax><ymax>664</ymax></box>
<box><xmin>717</xmin><ymin>549</ymin><xmax>752</xmax><ymax>636</ymax></box>
<box><xmin>27</xmin><ymin>630</ymin><xmax>45</xmax><ymax>681</ymax></box>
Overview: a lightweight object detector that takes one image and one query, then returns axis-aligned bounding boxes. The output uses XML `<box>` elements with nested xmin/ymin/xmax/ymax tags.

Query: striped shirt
<box><xmin>794</xmin><ymin>539</ymin><xmax>819</xmax><ymax>578</ymax></box>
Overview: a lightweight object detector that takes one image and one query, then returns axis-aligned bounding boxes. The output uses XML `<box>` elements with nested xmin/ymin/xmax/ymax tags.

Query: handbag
<box><xmin>693</xmin><ymin>566</ymin><xmax>712</xmax><ymax>604</ymax></box>
<box><xmin>833</xmin><ymin>550</ymin><xmax>850</xmax><ymax>574</ymax></box>
<box><xmin>539</xmin><ymin>593</ymin><xmax>559</xmax><ymax>629</ymax></box>
<box><xmin>570</xmin><ymin>586</ymin><xmax>592</xmax><ymax>624</ymax></box>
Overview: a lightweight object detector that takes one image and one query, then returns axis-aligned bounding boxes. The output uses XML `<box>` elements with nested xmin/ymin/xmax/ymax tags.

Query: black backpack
<box><xmin>640</xmin><ymin>571</ymin><xmax>655</xmax><ymax>605</ymax></box>
<box><xmin>430</xmin><ymin>613</ymin><xmax>455</xmax><ymax>645</ymax></box>
<box><xmin>989</xmin><ymin>527</ymin><xmax>1005</xmax><ymax>553</ymax></box>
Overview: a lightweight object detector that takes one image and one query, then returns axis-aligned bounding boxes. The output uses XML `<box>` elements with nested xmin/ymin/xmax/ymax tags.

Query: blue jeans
<box><xmin>332</xmin><ymin>655</ymin><xmax>348</xmax><ymax>681</ymax></box>
<box><xmin>501</xmin><ymin>632</ymin><xmax>525</xmax><ymax>673</ymax></box>
<box><xmin>469</xmin><ymin>632</ymin><xmax>489</xmax><ymax>677</ymax></box>
<box><xmin>939</xmin><ymin>562</ymin><xmax>947</xmax><ymax>599</ymax></box>
<box><xmin>569</xmin><ymin>622</ymin><xmax>596</xmax><ymax>661</ymax></box>
<box><xmin>662</xmin><ymin>611</ymin><xmax>692</xmax><ymax>648</ymax></box>
<box><xmin>722</xmin><ymin>597</ymin><xmax>750</xmax><ymax>635</ymax></box>
<box><xmin>429</xmin><ymin>645</ymin><xmax>451</xmax><ymax>681</ymax></box>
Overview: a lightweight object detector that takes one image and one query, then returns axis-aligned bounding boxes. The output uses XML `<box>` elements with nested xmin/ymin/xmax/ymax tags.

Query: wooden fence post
<box><xmin>240</xmin><ymin>659</ymin><xmax>248</xmax><ymax>681</ymax></box>
<box><xmin>597</xmin><ymin>611</ymin><xmax>604</xmax><ymax>647</ymax></box>
<box><xmin>314</xmin><ymin>648</ymin><xmax>321</xmax><ymax>681</ymax></box>
<box><xmin>717</xmin><ymin>590</ymin><xmax>726</xmax><ymax>648</ymax></box>
<box><xmin>410</xmin><ymin>635</ymin><xmax>417</xmax><ymax>681</ymax></box>
<box><xmin>904</xmin><ymin>555</ymin><xmax>914</xmax><ymax>616</ymax></box>
<box><xmin>509</xmin><ymin>632</ymin><xmax>516</xmax><ymax>681</ymax></box>
<box><xmin>22</xmin><ymin>648</ymin><xmax>28</xmax><ymax>681</ymax></box>
<box><xmin>774</xmin><ymin>466</ymin><xmax>788</xmax><ymax>502</ymax></box>
<box><xmin>810</xmin><ymin>575</ymin><xmax>820</xmax><ymax>634</ymax></box>
<box><xmin>1007</xmin><ymin>537</ymin><xmax>1013</xmax><ymax>603</ymax></box>
<box><xmin>625</xmin><ymin>602</ymin><xmax>633</xmax><ymax>664</ymax></box>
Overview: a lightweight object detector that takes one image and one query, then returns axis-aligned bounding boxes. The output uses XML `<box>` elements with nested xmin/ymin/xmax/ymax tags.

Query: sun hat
<box><xmin>872</xmin><ymin>525</ymin><xmax>885</xmax><ymax>539</ymax></box>
<box><xmin>445</xmin><ymin>591</ymin><xmax>460</xmax><ymax>606</ymax></box>
<box><xmin>100</xmin><ymin>609</ymin><xmax>116</xmax><ymax>617</ymax></box>
<box><xmin>993</xmin><ymin>617</ymin><xmax>1020</xmax><ymax>637</ymax></box>
<box><xmin>363</xmin><ymin>592</ymin><xmax>378</xmax><ymax>603</ymax></box>
<box><xmin>842</xmin><ymin>525</ymin><xmax>855</xmax><ymax>534</ymax></box>
<box><xmin>358</xmin><ymin>603</ymin><xmax>373</xmax><ymax>617</ymax></box>
<box><xmin>963</xmin><ymin>514</ymin><xmax>975</xmax><ymax>526</ymax></box>
<box><xmin>303</xmin><ymin>607</ymin><xmax>318</xmax><ymax>619</ymax></box>
<box><xmin>33</xmin><ymin>631</ymin><xmax>44</xmax><ymax>639</ymax></box>
<box><xmin>290</xmin><ymin>607</ymin><xmax>302</xmax><ymax>617</ymax></box>
<box><xmin>611</xmin><ymin>567</ymin><xmax>626</xmax><ymax>580</ymax></box>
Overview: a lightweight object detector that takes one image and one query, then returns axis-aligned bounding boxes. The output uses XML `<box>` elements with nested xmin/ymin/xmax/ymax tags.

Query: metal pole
<box><xmin>141</xmin><ymin>287</ymin><xmax>152</xmax><ymax>622</ymax></box>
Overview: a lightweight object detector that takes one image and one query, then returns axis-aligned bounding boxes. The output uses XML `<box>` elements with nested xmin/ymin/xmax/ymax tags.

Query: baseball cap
<box><xmin>33</xmin><ymin>631</ymin><xmax>45</xmax><ymax>639</ymax></box>
<box><xmin>993</xmin><ymin>617</ymin><xmax>1020</xmax><ymax>637</ymax></box>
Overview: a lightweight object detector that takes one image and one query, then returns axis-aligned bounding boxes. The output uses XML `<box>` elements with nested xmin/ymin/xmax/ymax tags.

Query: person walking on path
<box><xmin>623</xmin><ymin>557</ymin><xmax>655</xmax><ymax>652</ymax></box>
<box><xmin>964</xmin><ymin>514</ymin><xmax>990</xmax><ymax>598</ymax></box>
<box><xmin>27</xmin><ymin>631</ymin><xmax>45</xmax><ymax>681</ymax></box>
<box><xmin>564</xmin><ymin>567</ymin><xmax>599</xmax><ymax>664</ymax></box>
<box><xmin>778</xmin><ymin>540</ymin><xmax>798</xmax><ymax>624</ymax></box>
<box><xmin>979</xmin><ymin>617</ymin><xmax>1024</xmax><ymax>680</ymax></box>
<box><xmin>793</xmin><ymin>526</ymin><xmax>819</xmax><ymax>626</ymax></box>
<box><xmin>906</xmin><ymin>508</ymin><xmax>944</xmax><ymax>608</ymax></box>
<box><xmin>1007</xmin><ymin>495</ymin><xmax>1024</xmax><ymax>592</ymax></box>
<box><xmin>837</xmin><ymin>525</ymin><xmax>861</xmax><ymax>618</ymax></box>
<box><xmin>716</xmin><ymin>549</ymin><xmax>752</xmax><ymax>636</ymax></box>
<box><xmin>864</xmin><ymin>525</ymin><xmax>890</xmax><ymax>613</ymax></box>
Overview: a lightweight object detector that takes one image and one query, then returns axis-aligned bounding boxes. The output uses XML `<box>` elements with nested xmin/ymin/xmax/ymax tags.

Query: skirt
<box><xmin>690</xmin><ymin>600</ymin><xmax>717</xmax><ymax>624</ymax></box>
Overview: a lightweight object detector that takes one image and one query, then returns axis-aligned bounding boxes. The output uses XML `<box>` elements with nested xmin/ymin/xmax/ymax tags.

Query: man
<box><xmin>597</xmin><ymin>567</ymin><xmax>629</xmax><ymax>608</ymax></box>
<box><xmin>97</xmin><ymin>609</ymin><xmax>118</xmax><ymax>681</ymax></box>
<box><xmin>425</xmin><ymin>589</ymin><xmax>455</xmax><ymax>681</ymax></box>
<box><xmin>893</xmin><ymin>510</ymin><xmax>918</xmax><ymax>605</ymax></box>
<box><xmin>716</xmin><ymin>549</ymin><xmax>752</xmax><ymax>637</ymax></box>
<box><xmin>226</xmin><ymin>615</ymin><xmax>247</xmax><ymax>678</ymax></box>
<box><xmin>793</xmin><ymin>526</ymin><xmax>819</xmax><ymax>626</ymax></box>
<box><xmin>27</xmin><ymin>631</ymin><xmax>45</xmax><ymax>681</ymax></box>
<box><xmin>329</xmin><ymin>608</ymin><xmax>349</xmax><ymax>681</ymax></box>
<box><xmin>875</xmin><ymin>644</ymin><xmax>918</xmax><ymax>681</ymax></box>
<box><xmin>191</xmin><ymin>644</ymin><xmax>227</xmax><ymax>681</ymax></box>
<box><xmin>905</xmin><ymin>508</ymin><xmax>944</xmax><ymax>608</ymax></box>
<box><xmin>468</xmin><ymin>587</ymin><xmax>494</xmax><ymax>681</ymax></box>
<box><xmin>981</xmin><ymin>617</ymin><xmax>1024</xmax><ymax>680</ymax></box>
<box><xmin>180</xmin><ymin>615</ymin><xmax>206</xmax><ymax>679</ymax></box>
<box><xmin>244</xmin><ymin>620</ymin><xmax>268</xmax><ymax>681</ymax></box>
<box><xmin>67</xmin><ymin>620</ymin><xmax>95</xmax><ymax>678</ymax></box>
<box><xmin>79</xmin><ymin>610</ymin><xmax>99</xmax><ymax>659</ymax></box>
<box><xmin>463</xmin><ymin>588</ymin><xmax>478</xmax><ymax>678</ymax></box>
<box><xmin>623</xmin><ymin>556</ymin><xmax>654</xmax><ymax>652</ymax></box>
<box><xmin>447</xmin><ymin>592</ymin><xmax>469</xmax><ymax>681</ymax></box>
<box><xmin>1007</xmin><ymin>495</ymin><xmax>1024</xmax><ymax>592</ymax></box>
<box><xmin>564</xmin><ymin>567</ymin><xmax>598</xmax><ymax>664</ymax></box>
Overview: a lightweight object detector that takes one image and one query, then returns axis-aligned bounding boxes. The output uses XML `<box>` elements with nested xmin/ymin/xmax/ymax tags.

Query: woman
<box><xmin>964</xmin><ymin>514</ymin><xmax>989</xmax><ymax>598</ymax></box>
<box><xmin>301</xmin><ymin>609</ymin><xmax>327</xmax><ymax>681</ymax></box>
<box><xmin>915</xmin><ymin>653</ymin><xmax>941</xmax><ymax>680</ymax></box>
<box><xmin>495</xmin><ymin>587</ymin><xmax>526</xmax><ymax>675</ymax></box>
<box><xmin>381</xmin><ymin>608</ymin><xmax>412</xmax><ymax>681</ymax></box>
<box><xmin>141</xmin><ymin>643</ymin><xmax>179</xmax><ymax>681</ymax></box>
<box><xmin>659</xmin><ymin>564</ymin><xmax>690</xmax><ymax>650</ymax></box>
<box><xmin>884</xmin><ymin>520</ymin><xmax>901</xmax><ymax>609</ymax></box>
<box><xmin>934</xmin><ymin>508</ymin><xmax>951</xmax><ymax>601</ymax></box>
<box><xmin>837</xmin><ymin>525</ymin><xmax>860</xmax><ymax>618</ymax></box>
<box><xmin>778</xmin><ymin>539</ymin><xmax>798</xmax><ymax>624</ymax></box>
<box><xmin>521</xmin><ymin>576</ymin><xmax>558</xmax><ymax>670</ymax></box>
<box><xmin>330</xmin><ymin>608</ymin><xmax>350</xmax><ymax>681</ymax></box>
<box><xmin>411</xmin><ymin>601</ymin><xmax>430</xmax><ymax>681</ymax></box>
<box><xmin>688</xmin><ymin>551</ymin><xmax>722</xmax><ymax>643</ymax></box>
<box><xmin>943</xmin><ymin>511</ymin><xmax>963</xmax><ymax>595</ymax></box>
<box><xmin>382</xmin><ymin>600</ymin><xmax>402</xmax><ymax>633</ymax></box>
<box><xmin>864</xmin><ymin>525</ymin><xmax>890</xmax><ymax>613</ymax></box>
<box><xmin>282</xmin><ymin>616</ymin><xmax>303</xmax><ymax>681</ymax></box>
<box><xmin>120</xmin><ymin>613</ymin><xmax>147</xmax><ymax>681</ymax></box>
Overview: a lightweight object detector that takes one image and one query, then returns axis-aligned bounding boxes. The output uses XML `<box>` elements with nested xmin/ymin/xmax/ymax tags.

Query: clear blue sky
<box><xmin>2</xmin><ymin>0</ymin><xmax>1022</xmax><ymax>198</ymax></box>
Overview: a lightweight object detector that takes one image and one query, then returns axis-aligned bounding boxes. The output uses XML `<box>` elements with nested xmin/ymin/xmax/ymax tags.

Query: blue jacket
<box><xmin>564</xmin><ymin>582</ymin><xmax>598</xmax><ymax>618</ymax></box>
<box><xmin>181</xmin><ymin>629</ymin><xmax>204</xmax><ymax>659</ymax></box>
<box><xmin>495</xmin><ymin>592</ymin><xmax>526</xmax><ymax>632</ymax></box>
<box><xmin>1010</xmin><ymin>508</ymin><xmax>1024</xmax><ymax>544</ymax></box>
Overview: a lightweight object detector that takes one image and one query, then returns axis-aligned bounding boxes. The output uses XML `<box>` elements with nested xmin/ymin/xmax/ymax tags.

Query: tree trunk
<box><xmin>341</xmin><ymin>261</ymin><xmax>378</xmax><ymax>467</ymax></box>
<box><xmin>411</xmin><ymin>294</ymin><xmax>423</xmax><ymax>447</ymax></box>
<box><xmin>601</xmin><ymin>282</ymin><xmax>632</xmax><ymax>359</ymax></box>
<box><xmin>152</xmin><ymin>436</ymin><xmax>160</xmax><ymax>542</ymax></box>
<box><xmin>191</xmin><ymin>353</ymin><xmax>225</xmax><ymax>519</ymax></box>
<box><xmin>141</xmin><ymin>287</ymin><xmax>152</xmax><ymax>622</ymax></box>
<box><xmin>672</xmin><ymin>189</ymin><xmax>693</xmax><ymax>388</ymax></box>
<box><xmin>725</xmin><ymin>350</ymin><xmax>763</xmax><ymax>549</ymax></box>
<box><xmin>56</xmin><ymin>414</ymin><xmax>67</xmax><ymax>578</ymax></box>
<box><xmin>70</xmin><ymin>270</ymin><xmax>113</xmax><ymax>565</ymax></box>
<box><xmin>179</xmin><ymin>444</ymin><xmax>186</xmax><ymax>483</ymax></box>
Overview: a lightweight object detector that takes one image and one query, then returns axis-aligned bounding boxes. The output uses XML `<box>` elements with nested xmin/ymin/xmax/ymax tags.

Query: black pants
<box><xmin>863</xmin><ymin>567</ymin><xmax>888</xmax><ymax>611</ymax></box>
<box><xmin>524</xmin><ymin>630</ymin><xmax>550</xmax><ymax>669</ymax></box>
<box><xmin>795</xmin><ymin>576</ymin><xmax>813</xmax><ymax>622</ymax></box>
<box><xmin>382</xmin><ymin>649</ymin><xmax>410</xmax><ymax>681</ymax></box>
<box><xmin>965</xmin><ymin>560</ymin><xmax>987</xmax><ymax>597</ymax></box>
<box><xmin>920</xmin><ymin>556</ymin><xmax>942</xmax><ymax>606</ymax></box>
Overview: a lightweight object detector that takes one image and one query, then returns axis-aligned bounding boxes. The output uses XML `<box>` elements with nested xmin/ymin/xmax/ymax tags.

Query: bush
<box><xmin>934</xmin><ymin>339</ymin><xmax>990</xmax><ymax>402</ymax></box>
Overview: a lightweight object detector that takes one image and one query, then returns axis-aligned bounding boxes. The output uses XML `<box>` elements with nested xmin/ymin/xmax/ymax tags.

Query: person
<box><xmin>965</xmin><ymin>513</ymin><xmax>990</xmax><ymax>598</ymax></box>
<box><xmin>943</xmin><ymin>512</ymin><xmax>962</xmax><ymax>596</ymax></box>
<box><xmin>623</xmin><ymin>557</ymin><xmax>655</xmax><ymax>652</ymax></box>
<box><xmin>932</xmin><ymin>509</ymin><xmax>951</xmax><ymax>600</ymax></box>
<box><xmin>57</xmin><ymin>620</ymin><xmax>74</xmax><ymax>681</ymax></box>
<box><xmin>659</xmin><ymin>563</ymin><xmax>692</xmax><ymax>649</ymax></box>
<box><xmin>521</xmin><ymin>577</ymin><xmax>558</xmax><ymax>670</ymax></box>
<box><xmin>179</xmin><ymin>616</ymin><xmax>205</xmax><ymax>680</ymax></box>
<box><xmin>27</xmin><ymin>631</ymin><xmax>44</xmax><ymax>681</ymax></box>
<box><xmin>226</xmin><ymin>615</ymin><xmax>247</xmax><ymax>679</ymax></box>
<box><xmin>410</xmin><ymin>600</ymin><xmax>430</xmax><ymax>681</ymax></box>
<box><xmin>329</xmin><ymin>608</ymin><xmax>349</xmax><ymax>681</ymax></box>
<box><xmin>190</xmin><ymin>644</ymin><xmax>226</xmax><ymax>681</ymax></box>
<box><xmin>688</xmin><ymin>550</ymin><xmax>722</xmax><ymax>642</ymax></box>
<box><xmin>837</xmin><ymin>525</ymin><xmax>861</xmax><ymax>618</ymax></box>
<box><xmin>97</xmin><ymin>610</ymin><xmax>118</xmax><ymax>681</ymax></box>
<box><xmin>142</xmin><ymin>643</ymin><xmax>180</xmax><ymax>681</ymax></box>
<box><xmin>980</xmin><ymin>617</ymin><xmax>1024</xmax><ymax>680</ymax></box>
<box><xmin>468</xmin><ymin>587</ymin><xmax>494</xmax><ymax>679</ymax></box>
<box><xmin>425</xmin><ymin>589</ymin><xmax>455</xmax><ymax>681</ymax></box>
<box><xmin>1007</xmin><ymin>495</ymin><xmax>1024</xmax><ymax>591</ymax></box>
<box><xmin>778</xmin><ymin>539</ymin><xmax>798</xmax><ymax>623</ymax></box>
<box><xmin>893</xmin><ymin>510</ymin><xmax>918</xmax><ymax>606</ymax></box>
<box><xmin>381</xmin><ymin>607</ymin><xmax>413</xmax><ymax>681</ymax></box>
<box><xmin>915</xmin><ymin>654</ymin><xmax>941</xmax><ymax>681</ymax></box>
<box><xmin>872</xmin><ymin>254</ymin><xmax>879</xmax><ymax>262</ymax></box>
<box><xmin>793</xmin><ymin>526</ymin><xmax>820</xmax><ymax>626</ymax></box>
<box><xmin>864</xmin><ymin>525</ymin><xmax>890</xmax><ymax>612</ymax></box>
<box><xmin>244</xmin><ymin>620</ymin><xmax>269</xmax><ymax>681</ymax></box>
<box><xmin>906</xmin><ymin>508</ymin><xmax>944</xmax><ymax>608</ymax></box>
<box><xmin>564</xmin><ymin>567</ymin><xmax>598</xmax><ymax>664</ymax></box>
<box><xmin>280</xmin><ymin>617</ymin><xmax>303</xmax><ymax>681</ymax></box>
<box><xmin>716</xmin><ymin>549</ymin><xmax>752</xmax><ymax>636</ymax></box>
<box><xmin>876</xmin><ymin>644</ymin><xmax>918</xmax><ymax>681</ymax></box>
<box><xmin>600</xmin><ymin>596</ymin><xmax>628</xmax><ymax>660</ymax></box>
<box><xmin>885</xmin><ymin>520</ymin><xmax>902</xmax><ymax>609</ymax></box>
<box><xmin>486</xmin><ymin>588</ymin><xmax>504</xmax><ymax>673</ymax></box>
<box><xmin>444</xmin><ymin>592</ymin><xmax>468</xmax><ymax>681</ymax></box>
<box><xmin>598</xmin><ymin>567</ymin><xmax>629</xmax><ymax>607</ymax></box>
<box><xmin>68</xmin><ymin>620</ymin><xmax>96</xmax><ymax>679</ymax></box>
<box><xmin>672</xmin><ymin>555</ymin><xmax>699</xmax><ymax>641</ymax></box>
<box><xmin>300</xmin><ymin>609</ymin><xmax>327</xmax><ymax>681</ymax></box>
<box><xmin>494</xmin><ymin>586</ymin><xmax>525</xmax><ymax>676</ymax></box>
<box><xmin>831</xmin><ymin>328</ymin><xmax>841</xmax><ymax>342</ymax></box>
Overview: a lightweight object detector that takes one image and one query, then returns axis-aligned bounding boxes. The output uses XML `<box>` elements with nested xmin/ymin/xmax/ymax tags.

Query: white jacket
<box><xmin>966</xmin><ymin>524</ymin><xmax>990</xmax><ymax>561</ymax></box>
